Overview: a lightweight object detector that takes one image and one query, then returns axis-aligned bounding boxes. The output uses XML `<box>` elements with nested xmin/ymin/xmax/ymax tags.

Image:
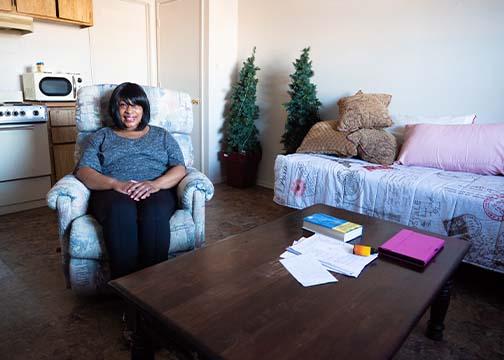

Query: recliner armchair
<box><xmin>47</xmin><ymin>84</ymin><xmax>214</xmax><ymax>294</ymax></box>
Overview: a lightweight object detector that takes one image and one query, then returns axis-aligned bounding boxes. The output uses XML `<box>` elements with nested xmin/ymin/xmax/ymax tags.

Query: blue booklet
<box><xmin>303</xmin><ymin>213</ymin><xmax>362</xmax><ymax>242</ymax></box>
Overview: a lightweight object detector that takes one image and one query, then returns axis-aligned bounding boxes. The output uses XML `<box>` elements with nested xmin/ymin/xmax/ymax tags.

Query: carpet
<box><xmin>0</xmin><ymin>184</ymin><xmax>502</xmax><ymax>359</ymax></box>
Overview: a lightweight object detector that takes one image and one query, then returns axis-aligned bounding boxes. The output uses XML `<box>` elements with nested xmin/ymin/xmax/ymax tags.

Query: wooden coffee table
<box><xmin>110</xmin><ymin>204</ymin><xmax>469</xmax><ymax>360</ymax></box>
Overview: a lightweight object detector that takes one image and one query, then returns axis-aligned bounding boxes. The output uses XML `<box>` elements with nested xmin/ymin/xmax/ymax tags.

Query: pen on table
<box><xmin>286</xmin><ymin>247</ymin><xmax>302</xmax><ymax>255</ymax></box>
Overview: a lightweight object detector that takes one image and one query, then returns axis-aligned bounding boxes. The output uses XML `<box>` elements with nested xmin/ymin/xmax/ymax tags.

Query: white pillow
<box><xmin>386</xmin><ymin>114</ymin><xmax>476</xmax><ymax>145</ymax></box>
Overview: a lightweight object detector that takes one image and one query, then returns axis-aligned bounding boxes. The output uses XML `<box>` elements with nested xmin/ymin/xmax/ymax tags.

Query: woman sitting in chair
<box><xmin>75</xmin><ymin>82</ymin><xmax>186</xmax><ymax>279</ymax></box>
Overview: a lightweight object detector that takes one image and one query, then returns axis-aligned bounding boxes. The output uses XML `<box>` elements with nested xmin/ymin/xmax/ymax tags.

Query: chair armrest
<box><xmin>177</xmin><ymin>168</ymin><xmax>214</xmax><ymax>210</ymax></box>
<box><xmin>177</xmin><ymin>168</ymin><xmax>214</xmax><ymax>248</ymax></box>
<box><xmin>47</xmin><ymin>175</ymin><xmax>90</xmax><ymax>238</ymax></box>
<box><xmin>47</xmin><ymin>174</ymin><xmax>90</xmax><ymax>214</ymax></box>
<box><xmin>46</xmin><ymin>175</ymin><xmax>91</xmax><ymax>288</ymax></box>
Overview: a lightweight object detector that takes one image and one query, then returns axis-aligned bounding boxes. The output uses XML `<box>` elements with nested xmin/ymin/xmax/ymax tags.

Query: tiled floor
<box><xmin>0</xmin><ymin>183</ymin><xmax>502</xmax><ymax>359</ymax></box>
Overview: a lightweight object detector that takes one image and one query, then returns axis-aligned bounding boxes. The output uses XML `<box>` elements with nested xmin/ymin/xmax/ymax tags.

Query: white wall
<box><xmin>90</xmin><ymin>0</ymin><xmax>157</xmax><ymax>86</ymax></box>
<box><xmin>0</xmin><ymin>0</ymin><xmax>157</xmax><ymax>93</ymax></box>
<box><xmin>238</xmin><ymin>0</ymin><xmax>504</xmax><ymax>188</ymax></box>
<box><xmin>0</xmin><ymin>21</ymin><xmax>91</xmax><ymax>91</ymax></box>
<box><xmin>206</xmin><ymin>0</ymin><xmax>238</xmax><ymax>182</ymax></box>
<box><xmin>158</xmin><ymin>0</ymin><xmax>203</xmax><ymax>171</ymax></box>
<box><xmin>4</xmin><ymin>0</ymin><xmax>501</xmax><ymax>187</ymax></box>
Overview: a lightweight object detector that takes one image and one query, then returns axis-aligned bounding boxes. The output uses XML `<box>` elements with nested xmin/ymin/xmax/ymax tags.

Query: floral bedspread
<box><xmin>274</xmin><ymin>153</ymin><xmax>504</xmax><ymax>273</ymax></box>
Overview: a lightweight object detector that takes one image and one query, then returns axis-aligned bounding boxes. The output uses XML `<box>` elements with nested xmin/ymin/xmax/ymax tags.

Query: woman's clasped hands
<box><xmin>113</xmin><ymin>179</ymin><xmax>160</xmax><ymax>201</ymax></box>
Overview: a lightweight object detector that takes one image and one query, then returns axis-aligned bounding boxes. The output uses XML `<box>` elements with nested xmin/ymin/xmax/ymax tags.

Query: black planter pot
<box><xmin>221</xmin><ymin>151</ymin><xmax>261</xmax><ymax>188</ymax></box>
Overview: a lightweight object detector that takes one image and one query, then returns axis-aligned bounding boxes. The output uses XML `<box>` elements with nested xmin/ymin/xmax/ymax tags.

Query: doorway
<box><xmin>157</xmin><ymin>0</ymin><xmax>203</xmax><ymax>171</ymax></box>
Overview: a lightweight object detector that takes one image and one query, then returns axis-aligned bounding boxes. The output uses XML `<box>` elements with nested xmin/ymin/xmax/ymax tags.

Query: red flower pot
<box><xmin>220</xmin><ymin>151</ymin><xmax>261</xmax><ymax>188</ymax></box>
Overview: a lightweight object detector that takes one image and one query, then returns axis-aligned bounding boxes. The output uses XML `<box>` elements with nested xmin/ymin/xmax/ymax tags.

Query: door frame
<box><xmin>155</xmin><ymin>0</ymin><xmax>207</xmax><ymax>174</ymax></box>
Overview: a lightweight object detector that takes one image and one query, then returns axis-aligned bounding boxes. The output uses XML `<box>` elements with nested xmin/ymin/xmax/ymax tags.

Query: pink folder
<box><xmin>378</xmin><ymin>229</ymin><xmax>445</xmax><ymax>268</ymax></box>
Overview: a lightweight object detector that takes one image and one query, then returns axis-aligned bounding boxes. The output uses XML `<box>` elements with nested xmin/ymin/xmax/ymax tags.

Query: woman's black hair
<box><xmin>108</xmin><ymin>82</ymin><xmax>150</xmax><ymax>131</ymax></box>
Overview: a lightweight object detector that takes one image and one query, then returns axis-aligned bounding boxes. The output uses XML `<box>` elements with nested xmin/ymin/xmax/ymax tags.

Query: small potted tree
<box><xmin>221</xmin><ymin>47</ymin><xmax>261</xmax><ymax>188</ymax></box>
<box><xmin>281</xmin><ymin>47</ymin><xmax>322</xmax><ymax>154</ymax></box>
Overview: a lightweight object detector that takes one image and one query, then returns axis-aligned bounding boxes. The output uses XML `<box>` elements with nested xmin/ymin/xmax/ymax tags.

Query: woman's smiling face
<box><xmin>118</xmin><ymin>100</ymin><xmax>144</xmax><ymax>131</ymax></box>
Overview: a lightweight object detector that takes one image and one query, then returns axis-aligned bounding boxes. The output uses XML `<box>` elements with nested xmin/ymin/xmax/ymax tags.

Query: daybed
<box><xmin>274</xmin><ymin>153</ymin><xmax>504</xmax><ymax>273</ymax></box>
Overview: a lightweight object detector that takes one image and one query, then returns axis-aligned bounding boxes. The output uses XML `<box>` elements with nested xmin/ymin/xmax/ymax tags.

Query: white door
<box><xmin>89</xmin><ymin>0</ymin><xmax>157</xmax><ymax>85</ymax></box>
<box><xmin>158</xmin><ymin>0</ymin><xmax>202</xmax><ymax>171</ymax></box>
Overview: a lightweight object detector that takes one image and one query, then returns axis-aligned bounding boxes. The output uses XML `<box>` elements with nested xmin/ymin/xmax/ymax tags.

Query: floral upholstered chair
<box><xmin>47</xmin><ymin>84</ymin><xmax>214</xmax><ymax>294</ymax></box>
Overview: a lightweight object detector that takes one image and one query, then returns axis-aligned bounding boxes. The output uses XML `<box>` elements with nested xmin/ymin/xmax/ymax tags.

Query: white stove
<box><xmin>0</xmin><ymin>102</ymin><xmax>47</xmax><ymax>124</ymax></box>
<box><xmin>0</xmin><ymin>100</ymin><xmax>52</xmax><ymax>215</ymax></box>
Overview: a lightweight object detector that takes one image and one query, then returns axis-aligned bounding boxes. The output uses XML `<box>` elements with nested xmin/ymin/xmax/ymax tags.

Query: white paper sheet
<box><xmin>280</xmin><ymin>254</ymin><xmax>338</xmax><ymax>287</ymax></box>
<box><xmin>279</xmin><ymin>237</ymin><xmax>307</xmax><ymax>259</ymax></box>
<box><xmin>288</xmin><ymin>233</ymin><xmax>378</xmax><ymax>278</ymax></box>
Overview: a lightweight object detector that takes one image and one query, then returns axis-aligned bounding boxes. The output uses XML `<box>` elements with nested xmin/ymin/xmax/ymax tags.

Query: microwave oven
<box><xmin>22</xmin><ymin>72</ymin><xmax>84</xmax><ymax>101</ymax></box>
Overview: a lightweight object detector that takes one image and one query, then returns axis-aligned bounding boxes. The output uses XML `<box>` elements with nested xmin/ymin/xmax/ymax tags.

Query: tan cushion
<box><xmin>296</xmin><ymin>120</ymin><xmax>357</xmax><ymax>156</ymax></box>
<box><xmin>347</xmin><ymin>129</ymin><xmax>397</xmax><ymax>165</ymax></box>
<box><xmin>336</xmin><ymin>90</ymin><xmax>393</xmax><ymax>131</ymax></box>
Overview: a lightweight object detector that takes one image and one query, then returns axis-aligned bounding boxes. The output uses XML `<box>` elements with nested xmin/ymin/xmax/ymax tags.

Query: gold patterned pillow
<box><xmin>347</xmin><ymin>128</ymin><xmax>397</xmax><ymax>165</ymax></box>
<box><xmin>296</xmin><ymin>120</ymin><xmax>357</xmax><ymax>156</ymax></box>
<box><xmin>336</xmin><ymin>90</ymin><xmax>393</xmax><ymax>131</ymax></box>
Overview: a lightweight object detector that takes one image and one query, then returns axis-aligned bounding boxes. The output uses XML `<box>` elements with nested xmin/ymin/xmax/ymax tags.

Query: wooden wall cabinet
<box><xmin>16</xmin><ymin>0</ymin><xmax>56</xmax><ymax>18</ymax></box>
<box><xmin>7</xmin><ymin>0</ymin><xmax>93</xmax><ymax>27</ymax></box>
<box><xmin>0</xmin><ymin>0</ymin><xmax>13</xmax><ymax>11</ymax></box>
<box><xmin>58</xmin><ymin>0</ymin><xmax>92</xmax><ymax>24</ymax></box>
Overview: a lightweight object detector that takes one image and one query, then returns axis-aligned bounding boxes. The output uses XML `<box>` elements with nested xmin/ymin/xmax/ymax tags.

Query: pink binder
<box><xmin>378</xmin><ymin>229</ymin><xmax>445</xmax><ymax>268</ymax></box>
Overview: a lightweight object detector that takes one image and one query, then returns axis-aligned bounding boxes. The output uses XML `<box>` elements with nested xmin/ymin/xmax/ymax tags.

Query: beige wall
<box><xmin>238</xmin><ymin>0</ymin><xmax>504</xmax><ymax>188</ymax></box>
<box><xmin>0</xmin><ymin>0</ymin><xmax>157</xmax><ymax>93</ymax></box>
<box><xmin>89</xmin><ymin>0</ymin><xmax>157</xmax><ymax>86</ymax></box>
<box><xmin>0</xmin><ymin>21</ymin><xmax>91</xmax><ymax>91</ymax></box>
<box><xmin>206</xmin><ymin>0</ymin><xmax>238</xmax><ymax>182</ymax></box>
<box><xmin>3</xmin><ymin>0</ymin><xmax>502</xmax><ymax>187</ymax></box>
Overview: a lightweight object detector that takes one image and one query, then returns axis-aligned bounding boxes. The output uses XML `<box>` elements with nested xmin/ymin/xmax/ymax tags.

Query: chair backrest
<box><xmin>74</xmin><ymin>84</ymin><xmax>194</xmax><ymax>167</ymax></box>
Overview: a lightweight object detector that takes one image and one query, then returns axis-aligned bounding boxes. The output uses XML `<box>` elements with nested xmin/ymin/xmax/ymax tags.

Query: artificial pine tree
<box><xmin>225</xmin><ymin>47</ymin><xmax>261</xmax><ymax>154</ymax></box>
<box><xmin>281</xmin><ymin>47</ymin><xmax>322</xmax><ymax>154</ymax></box>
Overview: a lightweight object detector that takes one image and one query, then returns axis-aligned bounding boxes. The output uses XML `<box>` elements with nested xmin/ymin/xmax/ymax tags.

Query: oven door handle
<box><xmin>72</xmin><ymin>76</ymin><xmax>77</xmax><ymax>99</ymax></box>
<box><xmin>0</xmin><ymin>124</ymin><xmax>35</xmax><ymax>131</ymax></box>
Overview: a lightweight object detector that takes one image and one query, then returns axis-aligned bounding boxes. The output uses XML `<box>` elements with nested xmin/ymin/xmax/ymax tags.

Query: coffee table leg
<box><xmin>426</xmin><ymin>278</ymin><xmax>453</xmax><ymax>341</ymax></box>
<box><xmin>130</xmin><ymin>307</ymin><xmax>154</xmax><ymax>360</ymax></box>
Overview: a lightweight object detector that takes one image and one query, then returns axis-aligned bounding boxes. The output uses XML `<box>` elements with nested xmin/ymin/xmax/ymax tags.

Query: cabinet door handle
<box><xmin>191</xmin><ymin>99</ymin><xmax>200</xmax><ymax>105</ymax></box>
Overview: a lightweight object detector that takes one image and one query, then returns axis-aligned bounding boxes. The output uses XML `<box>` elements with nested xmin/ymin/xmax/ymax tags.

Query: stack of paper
<box><xmin>280</xmin><ymin>233</ymin><xmax>378</xmax><ymax>280</ymax></box>
<box><xmin>280</xmin><ymin>237</ymin><xmax>337</xmax><ymax>287</ymax></box>
<box><xmin>279</xmin><ymin>254</ymin><xmax>338</xmax><ymax>287</ymax></box>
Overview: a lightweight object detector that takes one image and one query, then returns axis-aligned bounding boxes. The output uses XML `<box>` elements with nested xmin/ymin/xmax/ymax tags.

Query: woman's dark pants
<box><xmin>88</xmin><ymin>189</ymin><xmax>177</xmax><ymax>279</ymax></box>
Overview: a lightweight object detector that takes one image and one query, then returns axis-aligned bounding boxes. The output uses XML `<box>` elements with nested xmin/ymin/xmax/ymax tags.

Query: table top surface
<box><xmin>110</xmin><ymin>204</ymin><xmax>470</xmax><ymax>360</ymax></box>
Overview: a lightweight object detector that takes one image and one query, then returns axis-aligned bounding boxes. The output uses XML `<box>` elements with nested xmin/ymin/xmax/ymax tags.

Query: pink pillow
<box><xmin>397</xmin><ymin>123</ymin><xmax>504</xmax><ymax>175</ymax></box>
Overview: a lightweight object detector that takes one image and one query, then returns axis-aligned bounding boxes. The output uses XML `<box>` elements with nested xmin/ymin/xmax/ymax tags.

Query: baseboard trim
<box><xmin>0</xmin><ymin>199</ymin><xmax>47</xmax><ymax>215</ymax></box>
<box><xmin>256</xmin><ymin>179</ymin><xmax>273</xmax><ymax>189</ymax></box>
<box><xmin>214</xmin><ymin>176</ymin><xmax>273</xmax><ymax>190</ymax></box>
